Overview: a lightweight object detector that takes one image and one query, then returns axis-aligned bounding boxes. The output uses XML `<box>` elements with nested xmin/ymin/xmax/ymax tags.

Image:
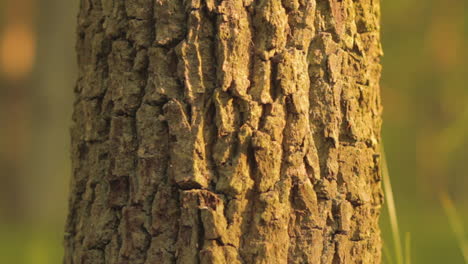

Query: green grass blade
<box><xmin>381</xmin><ymin>145</ymin><xmax>403</xmax><ymax>264</ymax></box>
<box><xmin>405</xmin><ymin>232</ymin><xmax>411</xmax><ymax>264</ymax></box>
<box><xmin>440</xmin><ymin>193</ymin><xmax>468</xmax><ymax>263</ymax></box>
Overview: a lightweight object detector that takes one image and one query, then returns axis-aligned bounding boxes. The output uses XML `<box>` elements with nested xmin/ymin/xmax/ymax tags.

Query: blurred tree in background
<box><xmin>0</xmin><ymin>0</ymin><xmax>466</xmax><ymax>263</ymax></box>
<box><xmin>0</xmin><ymin>0</ymin><xmax>76</xmax><ymax>222</ymax></box>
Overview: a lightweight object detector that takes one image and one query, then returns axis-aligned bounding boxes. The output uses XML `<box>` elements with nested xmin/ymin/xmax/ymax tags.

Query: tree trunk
<box><xmin>64</xmin><ymin>0</ymin><xmax>383</xmax><ymax>263</ymax></box>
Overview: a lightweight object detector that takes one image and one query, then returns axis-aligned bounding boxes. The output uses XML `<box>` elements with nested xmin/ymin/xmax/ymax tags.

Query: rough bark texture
<box><xmin>65</xmin><ymin>0</ymin><xmax>383</xmax><ymax>263</ymax></box>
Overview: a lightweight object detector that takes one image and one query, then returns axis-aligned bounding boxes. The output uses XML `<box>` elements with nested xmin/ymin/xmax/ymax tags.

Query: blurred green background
<box><xmin>0</xmin><ymin>0</ymin><xmax>466</xmax><ymax>263</ymax></box>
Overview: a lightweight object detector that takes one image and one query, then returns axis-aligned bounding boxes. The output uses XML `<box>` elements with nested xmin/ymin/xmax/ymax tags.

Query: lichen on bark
<box><xmin>65</xmin><ymin>0</ymin><xmax>384</xmax><ymax>263</ymax></box>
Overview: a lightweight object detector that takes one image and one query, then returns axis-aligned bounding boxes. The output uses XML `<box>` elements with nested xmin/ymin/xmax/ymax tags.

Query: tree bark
<box><xmin>64</xmin><ymin>0</ymin><xmax>383</xmax><ymax>263</ymax></box>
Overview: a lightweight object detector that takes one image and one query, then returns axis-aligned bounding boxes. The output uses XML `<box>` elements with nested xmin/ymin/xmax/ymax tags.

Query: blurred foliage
<box><xmin>0</xmin><ymin>225</ymin><xmax>63</xmax><ymax>264</ymax></box>
<box><xmin>381</xmin><ymin>0</ymin><xmax>468</xmax><ymax>263</ymax></box>
<box><xmin>0</xmin><ymin>0</ymin><xmax>466</xmax><ymax>263</ymax></box>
